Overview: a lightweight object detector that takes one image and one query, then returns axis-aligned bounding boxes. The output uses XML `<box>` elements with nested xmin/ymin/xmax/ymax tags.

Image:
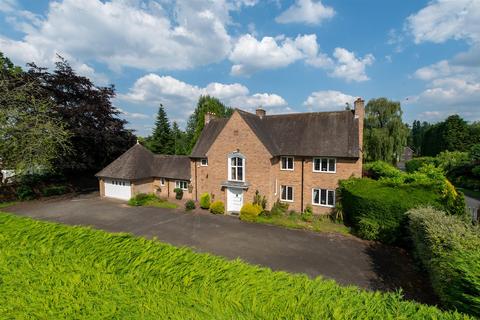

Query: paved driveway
<box><xmin>6</xmin><ymin>193</ymin><xmax>436</xmax><ymax>304</ymax></box>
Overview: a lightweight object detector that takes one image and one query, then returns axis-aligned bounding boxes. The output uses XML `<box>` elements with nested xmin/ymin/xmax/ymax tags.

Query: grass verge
<box><xmin>0</xmin><ymin>212</ymin><xmax>470</xmax><ymax>319</ymax></box>
<box><xmin>256</xmin><ymin>213</ymin><xmax>351</xmax><ymax>236</ymax></box>
<box><xmin>457</xmin><ymin>188</ymin><xmax>480</xmax><ymax>201</ymax></box>
<box><xmin>0</xmin><ymin>201</ymin><xmax>17</xmax><ymax>209</ymax></box>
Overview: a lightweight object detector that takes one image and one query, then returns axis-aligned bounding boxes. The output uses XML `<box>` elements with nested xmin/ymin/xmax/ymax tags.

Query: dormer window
<box><xmin>281</xmin><ymin>156</ymin><xmax>294</xmax><ymax>170</ymax></box>
<box><xmin>228</xmin><ymin>153</ymin><xmax>245</xmax><ymax>182</ymax></box>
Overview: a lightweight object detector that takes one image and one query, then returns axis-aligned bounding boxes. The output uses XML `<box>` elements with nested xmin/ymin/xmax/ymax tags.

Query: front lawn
<box><xmin>0</xmin><ymin>212</ymin><xmax>469</xmax><ymax>319</ymax></box>
<box><xmin>256</xmin><ymin>212</ymin><xmax>351</xmax><ymax>235</ymax></box>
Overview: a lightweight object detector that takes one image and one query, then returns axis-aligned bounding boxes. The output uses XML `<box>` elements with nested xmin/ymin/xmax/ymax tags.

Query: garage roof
<box><xmin>96</xmin><ymin>143</ymin><xmax>191</xmax><ymax>181</ymax></box>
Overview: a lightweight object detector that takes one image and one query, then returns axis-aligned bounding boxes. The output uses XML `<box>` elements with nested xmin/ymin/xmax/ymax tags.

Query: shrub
<box><xmin>0</xmin><ymin>213</ymin><xmax>466</xmax><ymax>319</ymax></box>
<box><xmin>128</xmin><ymin>193</ymin><xmax>157</xmax><ymax>206</ymax></box>
<box><xmin>41</xmin><ymin>185</ymin><xmax>68</xmax><ymax>197</ymax></box>
<box><xmin>339</xmin><ymin>178</ymin><xmax>441</xmax><ymax>244</ymax></box>
<box><xmin>405</xmin><ymin>157</ymin><xmax>437</xmax><ymax>173</ymax></box>
<box><xmin>364</xmin><ymin>161</ymin><xmax>404</xmax><ymax>180</ymax></box>
<box><xmin>199</xmin><ymin>193</ymin><xmax>211</xmax><ymax>209</ymax></box>
<box><xmin>16</xmin><ymin>185</ymin><xmax>35</xmax><ymax>201</ymax></box>
<box><xmin>253</xmin><ymin>190</ymin><xmax>267</xmax><ymax>210</ymax></box>
<box><xmin>185</xmin><ymin>200</ymin><xmax>196</xmax><ymax>211</ymax></box>
<box><xmin>302</xmin><ymin>204</ymin><xmax>313</xmax><ymax>222</ymax></box>
<box><xmin>210</xmin><ymin>201</ymin><xmax>225</xmax><ymax>215</ymax></box>
<box><xmin>270</xmin><ymin>199</ymin><xmax>289</xmax><ymax>216</ymax></box>
<box><xmin>408</xmin><ymin>207</ymin><xmax>480</xmax><ymax>317</ymax></box>
<box><xmin>174</xmin><ymin>188</ymin><xmax>183</xmax><ymax>200</ymax></box>
<box><xmin>240</xmin><ymin>203</ymin><xmax>263</xmax><ymax>222</ymax></box>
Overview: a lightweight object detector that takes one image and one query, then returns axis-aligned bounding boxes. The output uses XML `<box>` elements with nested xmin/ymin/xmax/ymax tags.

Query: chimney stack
<box><xmin>354</xmin><ymin>97</ymin><xmax>365</xmax><ymax>164</ymax></box>
<box><xmin>354</xmin><ymin>98</ymin><xmax>364</xmax><ymax>119</ymax></box>
<box><xmin>204</xmin><ymin>112</ymin><xmax>216</xmax><ymax>125</ymax></box>
<box><xmin>256</xmin><ymin>108</ymin><xmax>266</xmax><ymax>119</ymax></box>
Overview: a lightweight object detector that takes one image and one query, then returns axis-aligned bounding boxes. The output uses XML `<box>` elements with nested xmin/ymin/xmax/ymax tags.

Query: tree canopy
<box><xmin>363</xmin><ymin>98</ymin><xmax>409</xmax><ymax>163</ymax></box>
<box><xmin>185</xmin><ymin>95</ymin><xmax>232</xmax><ymax>152</ymax></box>
<box><xmin>0</xmin><ymin>53</ymin><xmax>71</xmax><ymax>176</ymax></box>
<box><xmin>147</xmin><ymin>104</ymin><xmax>174</xmax><ymax>154</ymax></box>
<box><xmin>26</xmin><ymin>56</ymin><xmax>136</xmax><ymax>172</ymax></box>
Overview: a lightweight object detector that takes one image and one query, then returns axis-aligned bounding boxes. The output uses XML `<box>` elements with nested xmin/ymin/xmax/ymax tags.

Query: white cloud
<box><xmin>303</xmin><ymin>90</ymin><xmax>357</xmax><ymax>111</ymax></box>
<box><xmin>276</xmin><ymin>0</ymin><xmax>335</xmax><ymax>25</ymax></box>
<box><xmin>0</xmin><ymin>0</ymin><xmax>236</xmax><ymax>72</ymax></box>
<box><xmin>328</xmin><ymin>48</ymin><xmax>374</xmax><ymax>82</ymax></box>
<box><xmin>0</xmin><ymin>0</ymin><xmax>17</xmax><ymax>12</ymax></box>
<box><xmin>118</xmin><ymin>74</ymin><xmax>289</xmax><ymax>125</ymax></box>
<box><xmin>407</xmin><ymin>0</ymin><xmax>480</xmax><ymax>44</ymax></box>
<box><xmin>229</xmin><ymin>34</ymin><xmax>314</xmax><ymax>75</ymax></box>
<box><xmin>229</xmin><ymin>34</ymin><xmax>373</xmax><ymax>81</ymax></box>
<box><xmin>116</xmin><ymin>108</ymin><xmax>150</xmax><ymax>120</ymax></box>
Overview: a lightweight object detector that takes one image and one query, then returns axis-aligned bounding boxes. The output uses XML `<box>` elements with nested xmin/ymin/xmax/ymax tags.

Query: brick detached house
<box><xmin>96</xmin><ymin>98</ymin><xmax>364</xmax><ymax>214</ymax></box>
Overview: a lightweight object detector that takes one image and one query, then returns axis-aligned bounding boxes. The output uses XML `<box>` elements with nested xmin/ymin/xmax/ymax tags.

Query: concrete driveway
<box><xmin>5</xmin><ymin>192</ymin><xmax>436</xmax><ymax>304</ymax></box>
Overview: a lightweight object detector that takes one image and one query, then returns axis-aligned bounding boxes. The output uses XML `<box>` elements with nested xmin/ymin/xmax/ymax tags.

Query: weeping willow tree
<box><xmin>363</xmin><ymin>98</ymin><xmax>409</xmax><ymax>163</ymax></box>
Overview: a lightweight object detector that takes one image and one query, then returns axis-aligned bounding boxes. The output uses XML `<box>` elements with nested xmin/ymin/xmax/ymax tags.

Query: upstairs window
<box><xmin>201</xmin><ymin>158</ymin><xmax>208</xmax><ymax>166</ymax></box>
<box><xmin>229</xmin><ymin>156</ymin><xmax>244</xmax><ymax>182</ymax></box>
<box><xmin>281</xmin><ymin>156</ymin><xmax>294</xmax><ymax>170</ymax></box>
<box><xmin>313</xmin><ymin>158</ymin><xmax>336</xmax><ymax>173</ymax></box>
<box><xmin>175</xmin><ymin>180</ymin><xmax>188</xmax><ymax>190</ymax></box>
<box><xmin>312</xmin><ymin>188</ymin><xmax>335</xmax><ymax>207</ymax></box>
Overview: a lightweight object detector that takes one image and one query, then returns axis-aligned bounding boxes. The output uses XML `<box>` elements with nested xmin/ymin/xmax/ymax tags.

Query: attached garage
<box><xmin>104</xmin><ymin>179</ymin><xmax>131</xmax><ymax>200</ymax></box>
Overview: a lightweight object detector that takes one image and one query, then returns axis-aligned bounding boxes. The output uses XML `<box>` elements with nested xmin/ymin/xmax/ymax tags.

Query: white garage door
<box><xmin>104</xmin><ymin>179</ymin><xmax>131</xmax><ymax>200</ymax></box>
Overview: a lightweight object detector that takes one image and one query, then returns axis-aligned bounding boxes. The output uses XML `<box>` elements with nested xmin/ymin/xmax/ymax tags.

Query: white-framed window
<box><xmin>175</xmin><ymin>180</ymin><xmax>188</xmax><ymax>190</ymax></box>
<box><xmin>281</xmin><ymin>185</ymin><xmax>294</xmax><ymax>202</ymax></box>
<box><xmin>280</xmin><ymin>156</ymin><xmax>294</xmax><ymax>171</ymax></box>
<box><xmin>201</xmin><ymin>158</ymin><xmax>208</xmax><ymax>166</ymax></box>
<box><xmin>228</xmin><ymin>155</ymin><xmax>245</xmax><ymax>182</ymax></box>
<box><xmin>312</xmin><ymin>188</ymin><xmax>335</xmax><ymax>207</ymax></box>
<box><xmin>160</xmin><ymin>178</ymin><xmax>165</xmax><ymax>186</ymax></box>
<box><xmin>313</xmin><ymin>158</ymin><xmax>336</xmax><ymax>173</ymax></box>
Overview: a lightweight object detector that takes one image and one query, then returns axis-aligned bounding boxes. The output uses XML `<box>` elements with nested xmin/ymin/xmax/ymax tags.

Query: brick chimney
<box><xmin>204</xmin><ymin>112</ymin><xmax>216</xmax><ymax>125</ymax></box>
<box><xmin>354</xmin><ymin>98</ymin><xmax>365</xmax><ymax>163</ymax></box>
<box><xmin>256</xmin><ymin>108</ymin><xmax>266</xmax><ymax>119</ymax></box>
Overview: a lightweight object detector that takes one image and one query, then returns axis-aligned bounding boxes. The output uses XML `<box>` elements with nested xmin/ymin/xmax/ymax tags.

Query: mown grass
<box><xmin>0</xmin><ymin>212</ymin><xmax>471</xmax><ymax>319</ymax></box>
<box><xmin>0</xmin><ymin>201</ymin><xmax>17</xmax><ymax>209</ymax></box>
<box><xmin>256</xmin><ymin>213</ymin><xmax>351</xmax><ymax>236</ymax></box>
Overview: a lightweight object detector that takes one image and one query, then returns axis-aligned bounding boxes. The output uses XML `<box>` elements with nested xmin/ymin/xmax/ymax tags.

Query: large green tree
<box><xmin>148</xmin><ymin>104</ymin><xmax>174</xmax><ymax>154</ymax></box>
<box><xmin>172</xmin><ymin>121</ymin><xmax>188</xmax><ymax>155</ymax></box>
<box><xmin>363</xmin><ymin>98</ymin><xmax>409</xmax><ymax>163</ymax></box>
<box><xmin>27</xmin><ymin>57</ymin><xmax>136</xmax><ymax>172</ymax></box>
<box><xmin>409</xmin><ymin>120</ymin><xmax>431</xmax><ymax>155</ymax></box>
<box><xmin>422</xmin><ymin>115</ymin><xmax>470</xmax><ymax>156</ymax></box>
<box><xmin>0</xmin><ymin>53</ymin><xmax>71</xmax><ymax>178</ymax></box>
<box><xmin>185</xmin><ymin>95</ymin><xmax>232</xmax><ymax>152</ymax></box>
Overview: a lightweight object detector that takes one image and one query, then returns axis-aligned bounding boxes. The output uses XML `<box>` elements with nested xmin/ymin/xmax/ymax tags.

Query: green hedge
<box><xmin>240</xmin><ymin>203</ymin><xmax>263</xmax><ymax>222</ymax></box>
<box><xmin>408</xmin><ymin>207</ymin><xmax>480</xmax><ymax>317</ymax></box>
<box><xmin>405</xmin><ymin>157</ymin><xmax>437</xmax><ymax>173</ymax></box>
<box><xmin>340</xmin><ymin>178</ymin><xmax>441</xmax><ymax>244</ymax></box>
<box><xmin>41</xmin><ymin>185</ymin><xmax>68</xmax><ymax>197</ymax></box>
<box><xmin>0</xmin><ymin>213</ymin><xmax>469</xmax><ymax>319</ymax></box>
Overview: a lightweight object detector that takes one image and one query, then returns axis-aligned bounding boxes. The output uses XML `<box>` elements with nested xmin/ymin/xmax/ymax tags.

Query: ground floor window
<box><xmin>160</xmin><ymin>178</ymin><xmax>165</xmax><ymax>186</ymax></box>
<box><xmin>312</xmin><ymin>188</ymin><xmax>335</xmax><ymax>207</ymax></box>
<box><xmin>175</xmin><ymin>180</ymin><xmax>188</xmax><ymax>190</ymax></box>
<box><xmin>281</xmin><ymin>185</ymin><xmax>294</xmax><ymax>202</ymax></box>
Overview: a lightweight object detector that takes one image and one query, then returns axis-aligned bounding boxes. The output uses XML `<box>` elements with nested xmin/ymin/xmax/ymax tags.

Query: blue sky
<box><xmin>1</xmin><ymin>0</ymin><xmax>479</xmax><ymax>136</ymax></box>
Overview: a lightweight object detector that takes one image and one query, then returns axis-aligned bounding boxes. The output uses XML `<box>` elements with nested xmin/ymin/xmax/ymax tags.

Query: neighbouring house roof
<box><xmin>191</xmin><ymin>109</ymin><xmax>360</xmax><ymax>159</ymax></box>
<box><xmin>190</xmin><ymin>118</ymin><xmax>228</xmax><ymax>158</ymax></box>
<box><xmin>96</xmin><ymin>143</ymin><xmax>191</xmax><ymax>181</ymax></box>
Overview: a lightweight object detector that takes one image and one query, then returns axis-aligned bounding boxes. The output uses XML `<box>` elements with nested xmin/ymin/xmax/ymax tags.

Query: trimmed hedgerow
<box><xmin>209</xmin><ymin>201</ymin><xmax>225</xmax><ymax>215</ymax></box>
<box><xmin>0</xmin><ymin>212</ymin><xmax>470</xmax><ymax>319</ymax></box>
<box><xmin>199</xmin><ymin>193</ymin><xmax>211</xmax><ymax>209</ymax></box>
<box><xmin>405</xmin><ymin>157</ymin><xmax>437</xmax><ymax>173</ymax></box>
<box><xmin>339</xmin><ymin>178</ymin><xmax>441</xmax><ymax>244</ymax></box>
<box><xmin>408</xmin><ymin>207</ymin><xmax>480</xmax><ymax>317</ymax></box>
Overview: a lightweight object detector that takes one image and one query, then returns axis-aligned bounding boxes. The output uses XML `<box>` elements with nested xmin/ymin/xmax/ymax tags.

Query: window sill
<box><xmin>312</xmin><ymin>203</ymin><xmax>335</xmax><ymax>208</ymax></box>
<box><xmin>280</xmin><ymin>199</ymin><xmax>294</xmax><ymax>203</ymax></box>
<box><xmin>280</xmin><ymin>168</ymin><xmax>294</xmax><ymax>171</ymax></box>
<box><xmin>312</xmin><ymin>170</ymin><xmax>336</xmax><ymax>174</ymax></box>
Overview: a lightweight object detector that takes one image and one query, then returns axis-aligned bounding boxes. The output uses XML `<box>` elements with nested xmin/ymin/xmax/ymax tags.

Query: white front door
<box><xmin>104</xmin><ymin>179</ymin><xmax>131</xmax><ymax>200</ymax></box>
<box><xmin>227</xmin><ymin>187</ymin><xmax>243</xmax><ymax>213</ymax></box>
